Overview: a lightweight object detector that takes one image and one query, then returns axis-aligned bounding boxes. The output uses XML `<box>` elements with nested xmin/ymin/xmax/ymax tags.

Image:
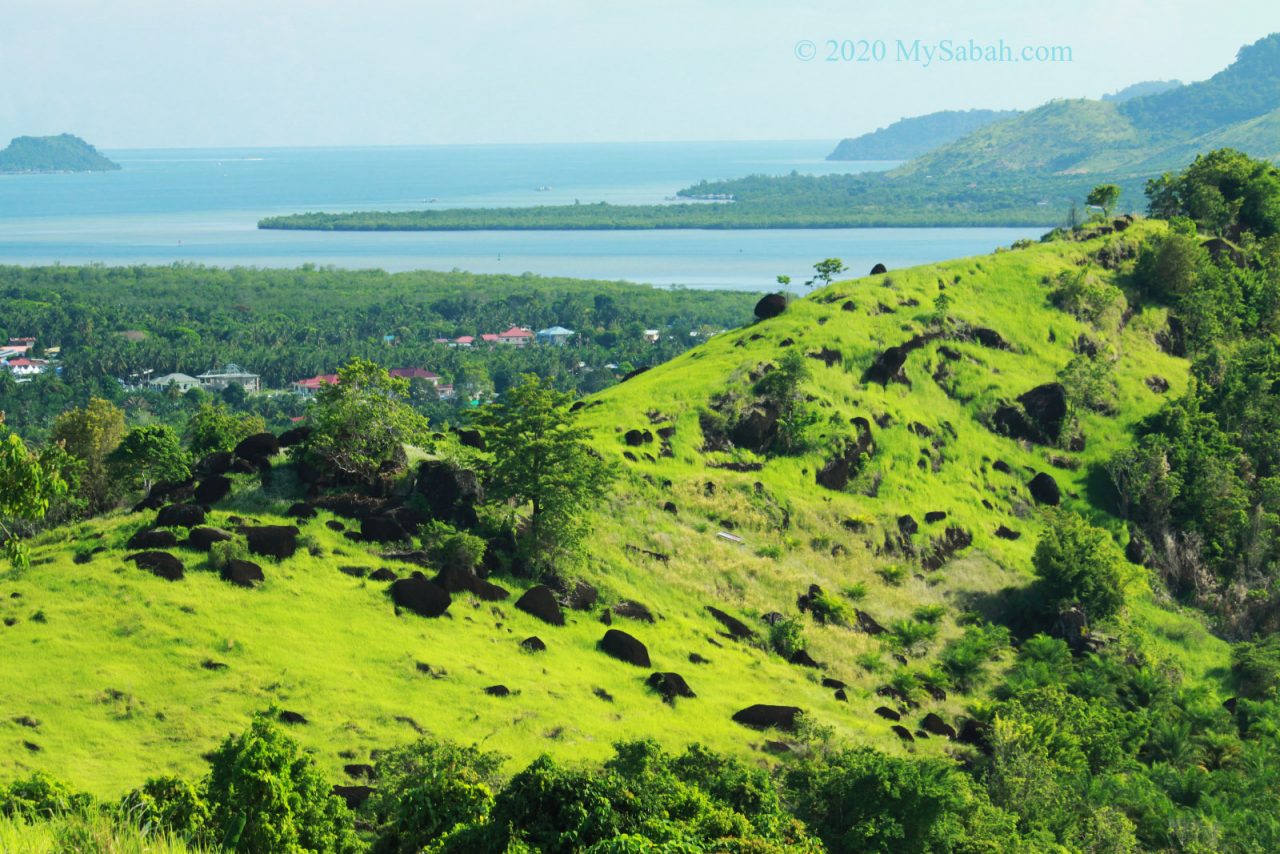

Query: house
<box><xmin>643</xmin><ymin>329</ymin><xmax>661</xmax><ymax>343</ymax></box>
<box><xmin>198</xmin><ymin>363</ymin><xmax>261</xmax><ymax>393</ymax></box>
<box><xmin>452</xmin><ymin>336</ymin><xmax>475</xmax><ymax>348</ymax></box>
<box><xmin>497</xmin><ymin>326</ymin><xmax>533</xmax><ymax>347</ymax></box>
<box><xmin>2</xmin><ymin>357</ymin><xmax>48</xmax><ymax>381</ymax></box>
<box><xmin>480</xmin><ymin>334</ymin><xmax>501</xmax><ymax>344</ymax></box>
<box><xmin>390</xmin><ymin>368</ymin><xmax>441</xmax><ymax>385</ymax></box>
<box><xmin>293</xmin><ymin>374</ymin><xmax>339</xmax><ymax>397</ymax></box>
<box><xmin>148</xmin><ymin>372</ymin><xmax>201</xmax><ymax>393</ymax></box>
<box><xmin>536</xmin><ymin>326</ymin><xmax>575</xmax><ymax>346</ymax></box>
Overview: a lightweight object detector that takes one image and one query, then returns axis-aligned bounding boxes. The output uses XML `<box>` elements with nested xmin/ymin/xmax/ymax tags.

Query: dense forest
<box><xmin>0</xmin><ymin>266</ymin><xmax>754</xmax><ymax>440</ymax></box>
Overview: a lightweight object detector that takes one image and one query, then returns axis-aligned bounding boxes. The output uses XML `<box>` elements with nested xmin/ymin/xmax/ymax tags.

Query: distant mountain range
<box><xmin>0</xmin><ymin>133</ymin><xmax>119</xmax><ymax>174</ymax></box>
<box><xmin>892</xmin><ymin>34</ymin><xmax>1280</xmax><ymax>176</ymax></box>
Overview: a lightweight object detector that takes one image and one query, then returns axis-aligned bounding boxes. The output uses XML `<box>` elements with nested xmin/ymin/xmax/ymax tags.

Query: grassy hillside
<box><xmin>0</xmin><ymin>222</ymin><xmax>1228</xmax><ymax>798</ymax></box>
<box><xmin>826</xmin><ymin>109</ymin><xmax>1020</xmax><ymax>161</ymax></box>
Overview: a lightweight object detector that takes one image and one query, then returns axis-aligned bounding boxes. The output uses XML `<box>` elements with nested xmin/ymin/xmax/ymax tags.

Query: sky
<box><xmin>1</xmin><ymin>0</ymin><xmax>1277</xmax><ymax>149</ymax></box>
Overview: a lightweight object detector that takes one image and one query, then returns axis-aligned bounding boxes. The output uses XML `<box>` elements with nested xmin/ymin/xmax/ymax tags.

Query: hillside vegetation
<box><xmin>826</xmin><ymin>109</ymin><xmax>1020</xmax><ymax>161</ymax></box>
<box><xmin>7</xmin><ymin>152</ymin><xmax>1280</xmax><ymax>850</ymax></box>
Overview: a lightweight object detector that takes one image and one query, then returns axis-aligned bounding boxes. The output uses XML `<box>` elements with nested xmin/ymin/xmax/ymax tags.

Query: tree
<box><xmin>185</xmin><ymin>402</ymin><xmax>264</xmax><ymax>457</ymax></box>
<box><xmin>301</xmin><ymin>359</ymin><xmax>431</xmax><ymax>483</ymax></box>
<box><xmin>477</xmin><ymin>374</ymin><xmax>615</xmax><ymax>573</ymax></box>
<box><xmin>205</xmin><ymin>713</ymin><xmax>359</xmax><ymax>853</ymax></box>
<box><xmin>1087</xmin><ymin>184</ymin><xmax>1122</xmax><ymax>218</ymax></box>
<box><xmin>0</xmin><ymin>420</ymin><xmax>66</xmax><ymax>569</ymax></box>
<box><xmin>109</xmin><ymin>424</ymin><xmax>191</xmax><ymax>494</ymax></box>
<box><xmin>806</xmin><ymin>258</ymin><xmax>847</xmax><ymax>289</ymax></box>
<box><xmin>752</xmin><ymin>350</ymin><xmax>818</xmax><ymax>454</ymax></box>
<box><xmin>1033</xmin><ymin>510</ymin><xmax>1126</xmax><ymax>621</ymax></box>
<box><xmin>49</xmin><ymin>397</ymin><xmax>126</xmax><ymax>514</ymax></box>
<box><xmin>776</xmin><ymin>274</ymin><xmax>791</xmax><ymax>289</ymax></box>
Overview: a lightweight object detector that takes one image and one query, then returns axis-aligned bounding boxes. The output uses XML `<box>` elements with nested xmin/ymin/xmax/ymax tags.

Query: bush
<box><xmin>0</xmin><ymin>773</ymin><xmax>91</xmax><ymax>819</ymax></box>
<box><xmin>205</xmin><ymin>712</ymin><xmax>359</xmax><ymax>853</ymax></box>
<box><xmin>1033</xmin><ymin>510</ymin><xmax>1126</xmax><ymax>621</ymax></box>
<box><xmin>1231</xmin><ymin>635</ymin><xmax>1280</xmax><ymax>700</ymax></box>
<box><xmin>419</xmin><ymin>520</ymin><xmax>487</xmax><ymax>574</ymax></box>
<box><xmin>876</xmin><ymin>565</ymin><xmax>907</xmax><ymax>586</ymax></box>
<box><xmin>368</xmin><ymin>738</ymin><xmax>503</xmax><ymax>854</ymax></box>
<box><xmin>767</xmin><ymin>616</ymin><xmax>806</xmax><ymax>658</ymax></box>
<box><xmin>807</xmin><ymin>589</ymin><xmax>850</xmax><ymax>626</ymax></box>
<box><xmin>888</xmin><ymin>619</ymin><xmax>938</xmax><ymax>657</ymax></box>
<box><xmin>207</xmin><ymin>539</ymin><xmax>249</xmax><ymax>572</ymax></box>
<box><xmin>939</xmin><ymin>623</ymin><xmax>1009</xmax><ymax>692</ymax></box>
<box><xmin>119</xmin><ymin>776</ymin><xmax>209</xmax><ymax>842</ymax></box>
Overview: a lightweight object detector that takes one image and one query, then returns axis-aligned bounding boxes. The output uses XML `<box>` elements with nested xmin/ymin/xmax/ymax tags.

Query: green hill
<box><xmin>0</xmin><ymin>221</ymin><xmax>1227</xmax><ymax>800</ymax></box>
<box><xmin>826</xmin><ymin>109</ymin><xmax>1020</xmax><ymax>161</ymax></box>
<box><xmin>899</xmin><ymin>33</ymin><xmax>1280</xmax><ymax>177</ymax></box>
<box><xmin>0</xmin><ymin>134</ymin><xmax>119</xmax><ymax>174</ymax></box>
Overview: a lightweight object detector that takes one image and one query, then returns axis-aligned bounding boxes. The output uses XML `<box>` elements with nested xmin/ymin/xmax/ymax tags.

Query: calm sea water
<box><xmin>0</xmin><ymin>141</ymin><xmax>1045</xmax><ymax>290</ymax></box>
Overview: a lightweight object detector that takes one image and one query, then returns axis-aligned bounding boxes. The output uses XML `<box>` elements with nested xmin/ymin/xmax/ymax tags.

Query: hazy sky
<box><xmin>2</xmin><ymin>0</ymin><xmax>1276</xmax><ymax>149</ymax></box>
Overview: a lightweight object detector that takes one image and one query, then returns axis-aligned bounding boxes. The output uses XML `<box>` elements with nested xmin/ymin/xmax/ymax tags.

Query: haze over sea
<box><xmin>0</xmin><ymin>140</ymin><xmax>1043</xmax><ymax>290</ymax></box>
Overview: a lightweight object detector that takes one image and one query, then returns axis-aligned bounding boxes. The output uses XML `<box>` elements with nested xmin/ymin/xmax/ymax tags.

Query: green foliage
<box><xmin>806</xmin><ymin>258</ymin><xmax>847</xmax><ymax>289</ymax></box>
<box><xmin>108</xmin><ymin>424</ymin><xmax>191</xmax><ymax>494</ymax></box>
<box><xmin>368</xmin><ymin>738</ymin><xmax>503</xmax><ymax>854</ymax></box>
<box><xmin>1231</xmin><ymin>635</ymin><xmax>1280</xmax><ymax>700</ymax></box>
<box><xmin>1059</xmin><ymin>354</ymin><xmax>1117</xmax><ymax>415</ymax></box>
<box><xmin>767</xmin><ymin>615</ymin><xmax>805</xmax><ymax>658</ymax></box>
<box><xmin>418</xmin><ymin>520</ymin><xmax>487</xmax><ymax>574</ymax></box>
<box><xmin>938</xmin><ymin>623</ymin><xmax>1009</xmax><ymax>692</ymax></box>
<box><xmin>185</xmin><ymin>402</ymin><xmax>265</xmax><ymax>457</ymax></box>
<box><xmin>784</xmin><ymin>746</ymin><xmax>1018</xmax><ymax>853</ymax></box>
<box><xmin>204</xmin><ymin>712</ymin><xmax>360</xmax><ymax>853</ymax></box>
<box><xmin>207</xmin><ymin>538</ymin><xmax>249</xmax><ymax>572</ymax></box>
<box><xmin>0</xmin><ymin>133</ymin><xmax>119</xmax><ymax>173</ymax></box>
<box><xmin>876</xmin><ymin>564</ymin><xmax>907</xmax><ymax>586</ymax></box>
<box><xmin>1049</xmin><ymin>269</ymin><xmax>1126</xmax><ymax>327</ymax></box>
<box><xmin>1087</xmin><ymin>184</ymin><xmax>1122</xmax><ymax>217</ymax></box>
<box><xmin>119</xmin><ymin>776</ymin><xmax>210</xmax><ymax>843</ymax></box>
<box><xmin>806</xmin><ymin>588</ymin><xmax>849</xmax><ymax>626</ymax></box>
<box><xmin>0</xmin><ymin>773</ymin><xmax>91</xmax><ymax>819</ymax></box>
<box><xmin>49</xmin><ymin>397</ymin><xmax>125</xmax><ymax>514</ymax></box>
<box><xmin>751</xmin><ymin>349</ymin><xmax>819</xmax><ymax>455</ymax></box>
<box><xmin>888</xmin><ymin>619</ymin><xmax>939</xmax><ymax>657</ymax></box>
<box><xmin>1145</xmin><ymin>148</ymin><xmax>1280</xmax><ymax>237</ymax></box>
<box><xmin>477</xmin><ymin>374</ymin><xmax>615</xmax><ymax>574</ymax></box>
<box><xmin>0</xmin><ymin>426</ymin><xmax>66</xmax><ymax>569</ymax></box>
<box><xmin>1033</xmin><ymin>510</ymin><xmax>1126</xmax><ymax>620</ymax></box>
<box><xmin>302</xmin><ymin>358</ymin><xmax>430</xmax><ymax>483</ymax></box>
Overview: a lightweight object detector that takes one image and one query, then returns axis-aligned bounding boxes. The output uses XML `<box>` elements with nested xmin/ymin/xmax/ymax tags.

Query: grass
<box><xmin>0</xmin><ymin>812</ymin><xmax>205</xmax><ymax>853</ymax></box>
<box><xmin>0</xmin><ymin>221</ymin><xmax>1232</xmax><ymax>800</ymax></box>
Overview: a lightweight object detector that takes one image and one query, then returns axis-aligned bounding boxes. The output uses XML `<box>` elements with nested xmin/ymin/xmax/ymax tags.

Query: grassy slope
<box><xmin>0</xmin><ymin>223</ymin><xmax>1229</xmax><ymax>797</ymax></box>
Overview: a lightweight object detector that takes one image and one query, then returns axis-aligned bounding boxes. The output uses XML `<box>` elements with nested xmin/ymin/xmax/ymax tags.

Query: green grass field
<box><xmin>0</xmin><ymin>220</ymin><xmax>1230</xmax><ymax>799</ymax></box>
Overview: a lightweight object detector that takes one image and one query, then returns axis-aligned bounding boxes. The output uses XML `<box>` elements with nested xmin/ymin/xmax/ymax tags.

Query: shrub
<box><xmin>876</xmin><ymin>565</ymin><xmax>907</xmax><ymax>586</ymax></box>
<box><xmin>207</xmin><ymin>539</ymin><xmax>249</xmax><ymax>572</ymax></box>
<box><xmin>768</xmin><ymin>616</ymin><xmax>806</xmax><ymax>658</ymax></box>
<box><xmin>888</xmin><ymin>619</ymin><xmax>938</xmax><ymax>657</ymax></box>
<box><xmin>205</xmin><ymin>712</ymin><xmax>359</xmax><ymax>853</ymax></box>
<box><xmin>842</xmin><ymin>582</ymin><xmax>868</xmax><ymax>602</ymax></box>
<box><xmin>0</xmin><ymin>773</ymin><xmax>91</xmax><ymax>819</ymax></box>
<box><xmin>939</xmin><ymin>623</ymin><xmax>1009</xmax><ymax>692</ymax></box>
<box><xmin>807</xmin><ymin>589</ymin><xmax>850</xmax><ymax>626</ymax></box>
<box><xmin>1231</xmin><ymin>635</ymin><xmax>1280</xmax><ymax>700</ymax></box>
<box><xmin>1033</xmin><ymin>510</ymin><xmax>1126</xmax><ymax>621</ymax></box>
<box><xmin>912</xmin><ymin>604</ymin><xmax>946</xmax><ymax>624</ymax></box>
<box><xmin>119</xmin><ymin>776</ymin><xmax>209</xmax><ymax>842</ymax></box>
<box><xmin>419</xmin><ymin>520</ymin><xmax>487</xmax><ymax>574</ymax></box>
<box><xmin>369</xmin><ymin>738</ymin><xmax>503</xmax><ymax>854</ymax></box>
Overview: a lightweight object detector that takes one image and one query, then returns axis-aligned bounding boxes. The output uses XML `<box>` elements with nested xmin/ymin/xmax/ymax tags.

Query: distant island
<box><xmin>0</xmin><ymin>133</ymin><xmax>120</xmax><ymax>174</ymax></box>
<box><xmin>826</xmin><ymin>109</ymin><xmax>1020</xmax><ymax>161</ymax></box>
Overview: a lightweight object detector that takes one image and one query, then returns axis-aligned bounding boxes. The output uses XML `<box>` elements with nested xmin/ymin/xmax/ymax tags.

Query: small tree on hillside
<box><xmin>1033</xmin><ymin>509</ymin><xmax>1126</xmax><ymax>621</ymax></box>
<box><xmin>301</xmin><ymin>359</ymin><xmax>431</xmax><ymax>483</ymax></box>
<box><xmin>1086</xmin><ymin>184</ymin><xmax>1122</xmax><ymax>218</ymax></box>
<box><xmin>49</xmin><ymin>397</ymin><xmax>126</xmax><ymax>514</ymax></box>
<box><xmin>752</xmin><ymin>349</ymin><xmax>819</xmax><ymax>454</ymax></box>
<box><xmin>185</xmin><ymin>402</ymin><xmax>265</xmax><ymax>457</ymax></box>
<box><xmin>477</xmin><ymin>374</ymin><xmax>615</xmax><ymax>574</ymax></box>
<box><xmin>109</xmin><ymin>424</ymin><xmax>192</xmax><ymax>494</ymax></box>
<box><xmin>806</xmin><ymin>258</ymin><xmax>847</xmax><ymax>289</ymax></box>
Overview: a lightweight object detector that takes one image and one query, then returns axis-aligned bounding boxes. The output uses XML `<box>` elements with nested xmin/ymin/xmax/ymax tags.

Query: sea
<box><xmin>0</xmin><ymin>140</ymin><xmax>1046</xmax><ymax>291</ymax></box>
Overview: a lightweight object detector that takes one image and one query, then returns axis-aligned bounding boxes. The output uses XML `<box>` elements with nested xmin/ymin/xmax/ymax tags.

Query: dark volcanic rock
<box><xmin>995</xmin><ymin>525</ymin><xmax>1021</xmax><ymax>541</ymax></box>
<box><xmin>221</xmin><ymin>559</ymin><xmax>264</xmax><ymax>588</ymax></box>
<box><xmin>369</xmin><ymin>568</ymin><xmax>398</xmax><ymax>582</ymax></box>
<box><xmin>520</xmin><ymin>636</ymin><xmax>546</xmax><ymax>652</ymax></box>
<box><xmin>563</xmin><ymin>580</ymin><xmax>598</xmax><ymax>611</ymax></box>
<box><xmin>234</xmin><ymin>432</ymin><xmax>280</xmax><ymax>460</ymax></box>
<box><xmin>874</xmin><ymin>706</ymin><xmax>901</xmax><ymax>721</ymax></box>
<box><xmin>156</xmin><ymin>503</ymin><xmax>206</xmax><ymax>528</ymax></box>
<box><xmin>891</xmin><ymin>725</ymin><xmax>915</xmax><ymax>743</ymax></box>
<box><xmin>343</xmin><ymin>763</ymin><xmax>374</xmax><ymax>780</ymax></box>
<box><xmin>730</xmin><ymin>402</ymin><xmax>780</xmax><ymax>454</ymax></box>
<box><xmin>332</xmin><ymin>785</ymin><xmax>373</xmax><ymax>809</ymax></box>
<box><xmin>515</xmin><ymin>585</ymin><xmax>565</xmax><ymax>626</ymax></box>
<box><xmin>286</xmin><ymin>502</ymin><xmax>316</xmax><ymax>519</ymax></box>
<box><xmin>924</xmin><ymin>511</ymin><xmax>947</xmax><ymax>523</ymax></box>
<box><xmin>754</xmin><ymin>293</ymin><xmax>787</xmax><ymax>320</ymax></box>
<box><xmin>390</xmin><ymin>572</ymin><xmax>452</xmax><ymax>618</ymax></box>
<box><xmin>455</xmin><ymin>428</ymin><xmax>485</xmax><ymax>450</ymax></box>
<box><xmin>277</xmin><ymin>426</ymin><xmax>312</xmax><ymax>447</ymax></box>
<box><xmin>194</xmin><ymin>451</ymin><xmax>234</xmax><ymax>477</ymax></box>
<box><xmin>898</xmin><ymin>514</ymin><xmax>918</xmax><ymax>536</ymax></box>
<box><xmin>920</xmin><ymin>712</ymin><xmax>956</xmax><ymax>739</ymax></box>
<box><xmin>870</xmin><ymin>262</ymin><xmax>888</xmax><ymax>275</ymax></box>
<box><xmin>127</xmin><ymin>551</ymin><xmax>184</xmax><ymax>581</ymax></box>
<box><xmin>242</xmin><ymin>525</ymin><xmax>299</xmax><ymax>559</ymax></box>
<box><xmin>706</xmin><ymin>606</ymin><xmax>755</xmax><ymax>640</ymax></box>
<box><xmin>471</xmin><ymin>578</ymin><xmax>510</xmax><ymax>602</ymax></box>
<box><xmin>414</xmin><ymin>460</ymin><xmax>484</xmax><ymax>528</ymax></box>
<box><xmin>789</xmin><ymin>649</ymin><xmax>822</xmax><ymax>668</ymax></box>
<box><xmin>623</xmin><ymin>429</ymin><xmax>652</xmax><ymax>446</ymax></box>
<box><xmin>484</xmin><ymin>685</ymin><xmax>511</xmax><ymax>697</ymax></box>
<box><xmin>732</xmin><ymin>704</ymin><xmax>802</xmax><ymax>731</ymax></box>
<box><xmin>613</xmin><ymin>600</ymin><xmax>655</xmax><ymax>623</ymax></box>
<box><xmin>193</xmin><ymin>476</ymin><xmax>232</xmax><ymax>505</ymax></box>
<box><xmin>994</xmin><ymin>383</ymin><xmax>1067</xmax><ymax>445</ymax></box>
<box><xmin>808</xmin><ymin>347</ymin><xmax>841</xmax><ymax>367</ymax></box>
<box><xmin>127</xmin><ymin>528</ymin><xmax>179</xmax><ymax>550</ymax></box>
<box><xmin>361</xmin><ymin>515</ymin><xmax>411</xmax><ymax>543</ymax></box>
<box><xmin>647</xmin><ymin>671</ymin><xmax>695</xmax><ymax>704</ymax></box>
<box><xmin>186</xmin><ymin>527</ymin><xmax>233</xmax><ymax>551</ymax></box>
<box><xmin>856</xmin><ymin>610</ymin><xmax>887</xmax><ymax>635</ymax></box>
<box><xmin>599</xmin><ymin>629</ymin><xmax>651</xmax><ymax>667</ymax></box>
<box><xmin>816</xmin><ymin>418</ymin><xmax>874</xmax><ymax>491</ymax></box>
<box><xmin>1029</xmin><ymin>472</ymin><xmax>1061</xmax><ymax>506</ymax></box>
<box><xmin>921</xmin><ymin>526</ymin><xmax>973</xmax><ymax>571</ymax></box>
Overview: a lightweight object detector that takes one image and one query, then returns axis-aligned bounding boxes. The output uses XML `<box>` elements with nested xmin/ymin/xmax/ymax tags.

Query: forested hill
<box><xmin>826</xmin><ymin>109</ymin><xmax>1020</xmax><ymax>160</ymax></box>
<box><xmin>0</xmin><ymin>134</ymin><xmax>119</xmax><ymax>174</ymax></box>
<box><xmin>896</xmin><ymin>33</ymin><xmax>1280</xmax><ymax>176</ymax></box>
